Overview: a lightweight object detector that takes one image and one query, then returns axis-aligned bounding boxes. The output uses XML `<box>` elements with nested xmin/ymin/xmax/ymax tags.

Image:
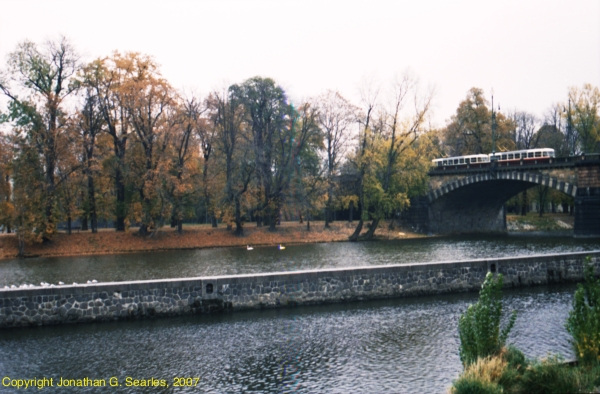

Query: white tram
<box><xmin>432</xmin><ymin>148</ymin><xmax>555</xmax><ymax>167</ymax></box>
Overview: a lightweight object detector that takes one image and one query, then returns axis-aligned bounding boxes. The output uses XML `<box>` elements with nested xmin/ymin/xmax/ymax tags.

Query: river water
<box><xmin>0</xmin><ymin>234</ymin><xmax>599</xmax><ymax>393</ymax></box>
<box><xmin>1</xmin><ymin>234</ymin><xmax>598</xmax><ymax>287</ymax></box>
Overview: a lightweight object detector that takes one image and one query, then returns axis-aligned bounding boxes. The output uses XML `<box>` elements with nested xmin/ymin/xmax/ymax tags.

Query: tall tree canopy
<box><xmin>0</xmin><ymin>36</ymin><xmax>81</xmax><ymax>241</ymax></box>
<box><xmin>441</xmin><ymin>87</ymin><xmax>514</xmax><ymax>156</ymax></box>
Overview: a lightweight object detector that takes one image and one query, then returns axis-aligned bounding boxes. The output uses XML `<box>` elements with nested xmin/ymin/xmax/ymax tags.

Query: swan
<box><xmin>247</xmin><ymin>245</ymin><xmax>254</xmax><ymax>250</ymax></box>
<box><xmin>278</xmin><ymin>244</ymin><xmax>286</xmax><ymax>250</ymax></box>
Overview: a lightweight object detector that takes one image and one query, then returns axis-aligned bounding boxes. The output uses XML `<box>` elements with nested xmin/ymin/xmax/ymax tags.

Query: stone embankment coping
<box><xmin>0</xmin><ymin>251</ymin><xmax>598</xmax><ymax>328</ymax></box>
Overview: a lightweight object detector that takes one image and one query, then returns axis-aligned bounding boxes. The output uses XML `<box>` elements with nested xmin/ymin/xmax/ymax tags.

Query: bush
<box><xmin>451</xmin><ymin>348</ymin><xmax>525</xmax><ymax>394</ymax></box>
<box><xmin>458</xmin><ymin>272</ymin><xmax>517</xmax><ymax>367</ymax></box>
<box><xmin>497</xmin><ymin>346</ymin><xmax>527</xmax><ymax>390</ymax></box>
<box><xmin>451</xmin><ymin>375</ymin><xmax>503</xmax><ymax>394</ymax></box>
<box><xmin>519</xmin><ymin>356</ymin><xmax>586</xmax><ymax>394</ymax></box>
<box><xmin>566</xmin><ymin>256</ymin><xmax>600</xmax><ymax>366</ymax></box>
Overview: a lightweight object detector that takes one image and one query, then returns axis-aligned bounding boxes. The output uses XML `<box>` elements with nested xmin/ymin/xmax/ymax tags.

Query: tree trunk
<box><xmin>520</xmin><ymin>190</ymin><xmax>528</xmax><ymax>216</ymax></box>
<box><xmin>363</xmin><ymin>218</ymin><xmax>380</xmax><ymax>240</ymax></box>
<box><xmin>115</xmin><ymin>168</ymin><xmax>126</xmax><ymax>231</ymax></box>
<box><xmin>138</xmin><ymin>223</ymin><xmax>149</xmax><ymax>236</ymax></box>
<box><xmin>349</xmin><ymin>219</ymin><xmax>363</xmax><ymax>242</ymax></box>
<box><xmin>88</xmin><ymin>175</ymin><xmax>98</xmax><ymax>233</ymax></box>
<box><xmin>80</xmin><ymin>215</ymin><xmax>88</xmax><ymax>231</ymax></box>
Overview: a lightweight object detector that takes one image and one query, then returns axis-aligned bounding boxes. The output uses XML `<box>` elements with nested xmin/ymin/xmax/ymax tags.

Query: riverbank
<box><xmin>0</xmin><ymin>221</ymin><xmax>424</xmax><ymax>260</ymax></box>
<box><xmin>506</xmin><ymin>212</ymin><xmax>574</xmax><ymax>232</ymax></box>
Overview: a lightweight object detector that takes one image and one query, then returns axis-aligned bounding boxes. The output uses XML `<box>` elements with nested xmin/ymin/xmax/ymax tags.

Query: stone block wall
<box><xmin>0</xmin><ymin>251</ymin><xmax>598</xmax><ymax>328</ymax></box>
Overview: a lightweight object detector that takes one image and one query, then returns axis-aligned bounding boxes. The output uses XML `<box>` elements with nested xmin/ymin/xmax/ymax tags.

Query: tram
<box><xmin>432</xmin><ymin>148</ymin><xmax>555</xmax><ymax>167</ymax></box>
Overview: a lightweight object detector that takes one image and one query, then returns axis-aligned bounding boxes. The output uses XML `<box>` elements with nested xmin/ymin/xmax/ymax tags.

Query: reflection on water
<box><xmin>0</xmin><ymin>284</ymin><xmax>577</xmax><ymax>393</ymax></box>
<box><xmin>1</xmin><ymin>234</ymin><xmax>598</xmax><ymax>287</ymax></box>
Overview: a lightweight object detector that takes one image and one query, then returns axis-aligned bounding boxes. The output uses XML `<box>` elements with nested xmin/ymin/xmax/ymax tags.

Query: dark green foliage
<box><xmin>458</xmin><ymin>272</ymin><xmax>517</xmax><ymax>366</ymax></box>
<box><xmin>453</xmin><ymin>261</ymin><xmax>600</xmax><ymax>393</ymax></box>
<box><xmin>452</xmin><ymin>377</ymin><xmax>503</xmax><ymax>394</ymax></box>
<box><xmin>497</xmin><ymin>346</ymin><xmax>527</xmax><ymax>390</ymax></box>
<box><xmin>518</xmin><ymin>357</ymin><xmax>586</xmax><ymax>394</ymax></box>
<box><xmin>566</xmin><ymin>256</ymin><xmax>600</xmax><ymax>366</ymax></box>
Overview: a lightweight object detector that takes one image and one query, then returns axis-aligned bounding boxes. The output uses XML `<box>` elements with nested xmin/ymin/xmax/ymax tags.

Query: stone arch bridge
<box><xmin>403</xmin><ymin>155</ymin><xmax>600</xmax><ymax>237</ymax></box>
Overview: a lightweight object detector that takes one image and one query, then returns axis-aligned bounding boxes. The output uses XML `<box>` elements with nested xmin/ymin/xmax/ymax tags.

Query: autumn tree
<box><xmin>358</xmin><ymin>75</ymin><xmax>434</xmax><ymax>240</ymax></box>
<box><xmin>568</xmin><ymin>84</ymin><xmax>600</xmax><ymax>154</ymax></box>
<box><xmin>0</xmin><ymin>134</ymin><xmax>14</xmax><ymax>233</ymax></box>
<box><xmin>169</xmin><ymin>95</ymin><xmax>203</xmax><ymax>233</ymax></box>
<box><xmin>195</xmin><ymin>97</ymin><xmax>219</xmax><ymax>228</ymax></box>
<box><xmin>82</xmin><ymin>53</ymin><xmax>135</xmax><ymax>231</ymax></box>
<box><xmin>230</xmin><ymin>77</ymin><xmax>293</xmax><ymax>230</ymax></box>
<box><xmin>119</xmin><ymin>55</ymin><xmax>177</xmax><ymax>235</ymax></box>
<box><xmin>73</xmin><ymin>80</ymin><xmax>105</xmax><ymax>232</ymax></box>
<box><xmin>285</xmin><ymin>100</ymin><xmax>324</xmax><ymax>228</ymax></box>
<box><xmin>207</xmin><ymin>88</ymin><xmax>253</xmax><ymax>235</ymax></box>
<box><xmin>442</xmin><ymin>88</ymin><xmax>515</xmax><ymax>156</ymax></box>
<box><xmin>315</xmin><ymin>90</ymin><xmax>358</xmax><ymax>228</ymax></box>
<box><xmin>348</xmin><ymin>82</ymin><xmax>378</xmax><ymax>241</ymax></box>
<box><xmin>0</xmin><ymin>37</ymin><xmax>81</xmax><ymax>240</ymax></box>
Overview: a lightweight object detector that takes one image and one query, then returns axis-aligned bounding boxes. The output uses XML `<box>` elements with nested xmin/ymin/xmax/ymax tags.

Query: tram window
<box><xmin>515</xmin><ymin>153</ymin><xmax>520</xmax><ymax>159</ymax></box>
<box><xmin>528</xmin><ymin>152</ymin><xmax>534</xmax><ymax>158</ymax></box>
<box><xmin>508</xmin><ymin>154</ymin><xmax>514</xmax><ymax>160</ymax></box>
<box><xmin>501</xmin><ymin>154</ymin><xmax>507</xmax><ymax>160</ymax></box>
<box><xmin>459</xmin><ymin>158</ymin><xmax>465</xmax><ymax>164</ymax></box>
<box><xmin>535</xmin><ymin>151</ymin><xmax>541</xmax><ymax>158</ymax></box>
<box><xmin>453</xmin><ymin>159</ymin><xmax>458</xmax><ymax>165</ymax></box>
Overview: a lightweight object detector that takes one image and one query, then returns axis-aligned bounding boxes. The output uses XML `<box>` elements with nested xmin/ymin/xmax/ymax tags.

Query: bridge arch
<box><xmin>428</xmin><ymin>171</ymin><xmax>577</xmax><ymax>203</ymax></box>
<box><xmin>426</xmin><ymin>171</ymin><xmax>578</xmax><ymax>234</ymax></box>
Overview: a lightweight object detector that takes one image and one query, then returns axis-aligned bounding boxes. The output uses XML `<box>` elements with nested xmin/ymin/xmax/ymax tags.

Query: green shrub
<box><xmin>566</xmin><ymin>256</ymin><xmax>600</xmax><ymax>366</ymax></box>
<box><xmin>519</xmin><ymin>356</ymin><xmax>585</xmax><ymax>394</ymax></box>
<box><xmin>497</xmin><ymin>346</ymin><xmax>528</xmax><ymax>391</ymax></box>
<box><xmin>451</xmin><ymin>376</ymin><xmax>503</xmax><ymax>394</ymax></box>
<box><xmin>458</xmin><ymin>272</ymin><xmax>517</xmax><ymax>367</ymax></box>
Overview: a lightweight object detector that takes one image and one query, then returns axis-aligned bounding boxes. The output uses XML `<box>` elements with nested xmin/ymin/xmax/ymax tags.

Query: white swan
<box><xmin>278</xmin><ymin>244</ymin><xmax>286</xmax><ymax>250</ymax></box>
<box><xmin>247</xmin><ymin>245</ymin><xmax>254</xmax><ymax>250</ymax></box>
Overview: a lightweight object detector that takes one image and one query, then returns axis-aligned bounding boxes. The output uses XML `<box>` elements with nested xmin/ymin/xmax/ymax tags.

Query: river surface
<box><xmin>0</xmin><ymin>234</ymin><xmax>599</xmax><ymax>287</ymax></box>
<box><xmin>0</xmin><ymin>234</ymin><xmax>599</xmax><ymax>393</ymax></box>
<box><xmin>0</xmin><ymin>284</ymin><xmax>580</xmax><ymax>393</ymax></box>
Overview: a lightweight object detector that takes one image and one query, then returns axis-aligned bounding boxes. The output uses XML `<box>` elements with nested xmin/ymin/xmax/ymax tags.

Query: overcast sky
<box><xmin>1</xmin><ymin>0</ymin><xmax>599</xmax><ymax>127</ymax></box>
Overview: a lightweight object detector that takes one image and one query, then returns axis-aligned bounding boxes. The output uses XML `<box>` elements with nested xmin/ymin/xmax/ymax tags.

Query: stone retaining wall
<box><xmin>1</xmin><ymin>251</ymin><xmax>598</xmax><ymax>328</ymax></box>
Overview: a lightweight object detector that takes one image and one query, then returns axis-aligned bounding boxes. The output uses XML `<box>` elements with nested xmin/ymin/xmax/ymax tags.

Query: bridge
<box><xmin>403</xmin><ymin>154</ymin><xmax>600</xmax><ymax>237</ymax></box>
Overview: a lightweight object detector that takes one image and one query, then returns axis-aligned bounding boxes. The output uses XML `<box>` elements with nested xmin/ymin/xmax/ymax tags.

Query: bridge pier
<box><xmin>574</xmin><ymin>188</ymin><xmax>600</xmax><ymax>237</ymax></box>
<box><xmin>574</xmin><ymin>159</ymin><xmax>600</xmax><ymax>238</ymax></box>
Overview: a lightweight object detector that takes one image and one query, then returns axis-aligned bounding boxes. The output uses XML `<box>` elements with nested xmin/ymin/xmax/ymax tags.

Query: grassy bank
<box><xmin>0</xmin><ymin>221</ymin><xmax>423</xmax><ymax>260</ymax></box>
<box><xmin>506</xmin><ymin>212</ymin><xmax>574</xmax><ymax>232</ymax></box>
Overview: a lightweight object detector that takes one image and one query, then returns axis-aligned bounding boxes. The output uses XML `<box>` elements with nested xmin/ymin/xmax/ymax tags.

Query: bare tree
<box><xmin>510</xmin><ymin>111</ymin><xmax>539</xmax><ymax>149</ymax></box>
<box><xmin>348</xmin><ymin>80</ymin><xmax>379</xmax><ymax>241</ymax></box>
<box><xmin>315</xmin><ymin>90</ymin><xmax>358</xmax><ymax>228</ymax></box>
